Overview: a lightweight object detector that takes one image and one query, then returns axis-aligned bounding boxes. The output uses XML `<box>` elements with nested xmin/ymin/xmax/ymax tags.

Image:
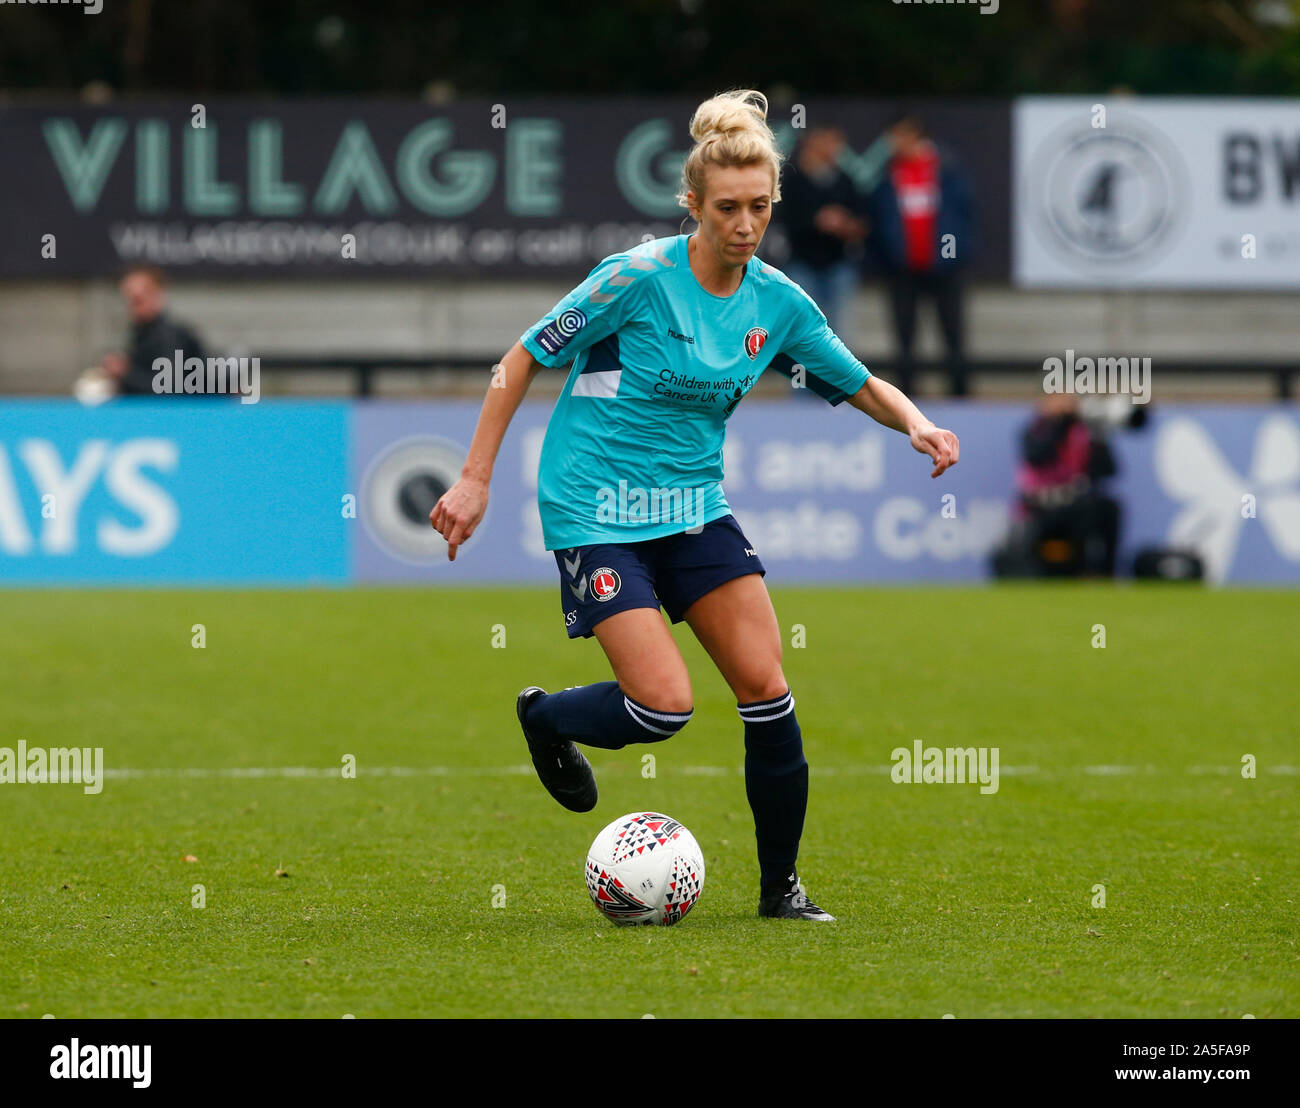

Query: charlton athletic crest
<box><xmin>590</xmin><ymin>567</ymin><xmax>621</xmax><ymax>602</ymax></box>
<box><xmin>743</xmin><ymin>326</ymin><xmax>768</xmax><ymax>360</ymax></box>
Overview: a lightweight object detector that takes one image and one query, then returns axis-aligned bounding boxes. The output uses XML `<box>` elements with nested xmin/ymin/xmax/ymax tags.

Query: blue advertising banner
<box><xmin>2</xmin><ymin>399</ymin><xmax>1296</xmax><ymax>585</ymax></box>
<box><xmin>351</xmin><ymin>400</ymin><xmax>1300</xmax><ymax>586</ymax></box>
<box><xmin>1107</xmin><ymin>405</ymin><xmax>1300</xmax><ymax>583</ymax></box>
<box><xmin>351</xmin><ymin>400</ymin><xmax>541</xmax><ymax>582</ymax></box>
<box><xmin>0</xmin><ymin>400</ymin><xmax>348</xmax><ymax>583</ymax></box>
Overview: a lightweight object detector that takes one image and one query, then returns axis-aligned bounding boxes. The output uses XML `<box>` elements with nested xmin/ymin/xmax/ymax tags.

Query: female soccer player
<box><xmin>430</xmin><ymin>90</ymin><xmax>959</xmax><ymax>922</ymax></box>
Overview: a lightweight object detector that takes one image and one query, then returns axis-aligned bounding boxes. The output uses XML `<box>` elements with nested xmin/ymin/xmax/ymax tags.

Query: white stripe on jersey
<box><xmin>571</xmin><ymin>369</ymin><xmax>622</xmax><ymax>398</ymax></box>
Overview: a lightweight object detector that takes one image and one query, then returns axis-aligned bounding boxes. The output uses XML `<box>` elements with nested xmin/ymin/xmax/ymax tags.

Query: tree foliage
<box><xmin>2</xmin><ymin>0</ymin><xmax>1298</xmax><ymax>97</ymax></box>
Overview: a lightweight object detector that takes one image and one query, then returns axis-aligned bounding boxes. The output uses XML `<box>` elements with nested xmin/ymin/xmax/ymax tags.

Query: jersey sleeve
<box><xmin>520</xmin><ymin>253</ymin><xmax>640</xmax><ymax>368</ymax></box>
<box><xmin>771</xmin><ymin>287</ymin><xmax>871</xmax><ymax>406</ymax></box>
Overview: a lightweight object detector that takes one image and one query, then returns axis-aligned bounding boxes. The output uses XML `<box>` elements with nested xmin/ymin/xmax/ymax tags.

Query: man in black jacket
<box><xmin>778</xmin><ymin>126</ymin><xmax>868</xmax><ymax>346</ymax></box>
<box><xmin>102</xmin><ymin>266</ymin><xmax>207</xmax><ymax>397</ymax></box>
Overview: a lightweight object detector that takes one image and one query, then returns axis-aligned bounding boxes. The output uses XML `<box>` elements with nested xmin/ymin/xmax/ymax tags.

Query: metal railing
<box><xmin>255</xmin><ymin>355</ymin><xmax>1299</xmax><ymax>400</ymax></box>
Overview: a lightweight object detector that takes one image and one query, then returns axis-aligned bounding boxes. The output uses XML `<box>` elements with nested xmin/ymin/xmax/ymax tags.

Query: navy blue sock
<box><xmin>526</xmin><ymin>681</ymin><xmax>692</xmax><ymax>750</ymax></box>
<box><xmin>739</xmin><ymin>689</ymin><xmax>808</xmax><ymax>894</ymax></box>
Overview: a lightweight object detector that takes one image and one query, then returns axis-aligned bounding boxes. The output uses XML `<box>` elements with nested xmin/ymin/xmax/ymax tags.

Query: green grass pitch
<box><xmin>1</xmin><ymin>584</ymin><xmax>1296</xmax><ymax>1018</ymax></box>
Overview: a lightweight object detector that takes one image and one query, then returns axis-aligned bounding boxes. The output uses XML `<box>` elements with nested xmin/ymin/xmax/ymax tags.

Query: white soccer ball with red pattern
<box><xmin>585</xmin><ymin>811</ymin><xmax>705</xmax><ymax>926</ymax></box>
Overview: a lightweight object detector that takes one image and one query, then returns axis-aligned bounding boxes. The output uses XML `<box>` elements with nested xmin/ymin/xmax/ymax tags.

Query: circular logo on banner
<box><xmin>590</xmin><ymin>567</ymin><xmax>621</xmax><ymax>601</ymax></box>
<box><xmin>743</xmin><ymin>327</ymin><xmax>768</xmax><ymax>360</ymax></box>
<box><xmin>1027</xmin><ymin>115</ymin><xmax>1189</xmax><ymax>274</ymax></box>
<box><xmin>361</xmin><ymin>436</ymin><xmax>470</xmax><ymax>564</ymax></box>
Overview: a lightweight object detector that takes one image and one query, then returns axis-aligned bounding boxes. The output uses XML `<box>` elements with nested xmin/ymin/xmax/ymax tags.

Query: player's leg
<box><xmin>823</xmin><ymin>258</ymin><xmax>860</xmax><ymax>347</ymax></box>
<box><xmin>887</xmin><ymin>271</ymin><xmax>920</xmax><ymax>396</ymax></box>
<box><xmin>519</xmin><ymin>546</ymin><xmax>694</xmax><ymax>812</ymax></box>
<box><xmin>526</xmin><ymin>607</ymin><xmax>694</xmax><ymax>751</ymax></box>
<box><xmin>593</xmin><ymin>608</ymin><xmax>694</xmax><ymax>715</ymax></box>
<box><xmin>931</xmin><ymin>270</ymin><xmax>968</xmax><ymax>398</ymax></box>
<box><xmin>680</xmin><ymin>571</ymin><xmax>834</xmax><ymax>921</ymax></box>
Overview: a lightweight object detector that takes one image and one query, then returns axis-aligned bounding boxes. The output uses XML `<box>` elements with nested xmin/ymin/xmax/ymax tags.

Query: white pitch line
<box><xmin>101</xmin><ymin>766</ymin><xmax>534</xmax><ymax>779</ymax></box>
<box><xmin>98</xmin><ymin>764</ymin><xmax>1299</xmax><ymax>780</ymax></box>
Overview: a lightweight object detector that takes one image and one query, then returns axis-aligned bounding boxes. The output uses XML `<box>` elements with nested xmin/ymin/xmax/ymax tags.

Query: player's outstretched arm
<box><xmin>846</xmin><ymin>375</ymin><xmax>960</xmax><ymax>479</ymax></box>
<box><xmin>429</xmin><ymin>340</ymin><xmax>543</xmax><ymax>560</ymax></box>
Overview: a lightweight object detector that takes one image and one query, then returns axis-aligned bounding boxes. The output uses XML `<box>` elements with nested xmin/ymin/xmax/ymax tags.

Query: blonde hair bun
<box><xmin>678</xmin><ymin>89</ymin><xmax>783</xmax><ymax>210</ymax></box>
<box><xmin>688</xmin><ymin>89</ymin><xmax>770</xmax><ymax>142</ymax></box>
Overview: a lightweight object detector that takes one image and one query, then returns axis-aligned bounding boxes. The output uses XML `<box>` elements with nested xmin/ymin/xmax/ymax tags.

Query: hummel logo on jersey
<box><xmin>744</xmin><ymin>547</ymin><xmax>756</xmax><ymax>556</ymax></box>
<box><xmin>667</xmin><ymin>327</ymin><xmax>696</xmax><ymax>344</ymax></box>
<box><xmin>565</xmin><ymin>550</ymin><xmax>587</xmax><ymax>602</ymax></box>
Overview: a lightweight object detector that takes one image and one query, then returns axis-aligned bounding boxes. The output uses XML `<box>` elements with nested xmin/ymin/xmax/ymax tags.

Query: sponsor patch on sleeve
<box><xmin>537</xmin><ymin>308</ymin><xmax>588</xmax><ymax>355</ymax></box>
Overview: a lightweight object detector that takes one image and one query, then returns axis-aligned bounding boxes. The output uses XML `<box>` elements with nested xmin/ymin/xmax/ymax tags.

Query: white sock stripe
<box><xmin>739</xmin><ymin>702</ymin><xmax>796</xmax><ymax>722</ymax></box>
<box><xmin>738</xmin><ymin>690</ymin><xmax>792</xmax><ymax>708</ymax></box>
<box><xmin>738</xmin><ymin>694</ymin><xmax>795</xmax><ymax>723</ymax></box>
<box><xmin>623</xmin><ymin>696</ymin><xmax>692</xmax><ymax>735</ymax></box>
<box><xmin>738</xmin><ymin>692</ymin><xmax>792</xmax><ymax>715</ymax></box>
<box><xmin>630</xmin><ymin>717</ymin><xmax>677</xmax><ymax>736</ymax></box>
<box><xmin>623</xmin><ymin>696</ymin><xmax>694</xmax><ymax>723</ymax></box>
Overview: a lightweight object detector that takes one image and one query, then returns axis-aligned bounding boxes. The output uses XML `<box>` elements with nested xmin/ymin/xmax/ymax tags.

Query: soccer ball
<box><xmin>585</xmin><ymin>812</ymin><xmax>705</xmax><ymax>926</ymax></box>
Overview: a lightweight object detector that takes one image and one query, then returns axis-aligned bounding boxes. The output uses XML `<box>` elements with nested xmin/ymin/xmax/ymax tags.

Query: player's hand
<box><xmin>429</xmin><ymin>475</ymin><xmax>488</xmax><ymax>562</ymax></box>
<box><xmin>909</xmin><ymin>423</ymin><xmax>960</xmax><ymax>478</ymax></box>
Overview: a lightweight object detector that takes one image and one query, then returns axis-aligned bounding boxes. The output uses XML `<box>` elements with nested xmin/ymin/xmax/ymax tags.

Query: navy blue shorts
<box><xmin>553</xmin><ymin>514</ymin><xmax>766</xmax><ymax>639</ymax></box>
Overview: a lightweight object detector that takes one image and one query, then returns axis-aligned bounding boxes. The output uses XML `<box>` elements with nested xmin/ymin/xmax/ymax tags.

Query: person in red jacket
<box><xmin>867</xmin><ymin>112</ymin><xmax>975</xmax><ymax>398</ymax></box>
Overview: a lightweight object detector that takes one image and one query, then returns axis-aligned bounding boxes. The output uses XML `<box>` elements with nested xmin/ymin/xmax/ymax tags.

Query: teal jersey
<box><xmin>520</xmin><ymin>233</ymin><xmax>872</xmax><ymax>551</ymax></box>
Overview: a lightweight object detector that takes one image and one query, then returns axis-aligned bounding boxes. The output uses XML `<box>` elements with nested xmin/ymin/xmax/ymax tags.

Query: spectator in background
<box><xmin>867</xmin><ymin>112</ymin><xmax>974</xmax><ymax>398</ymax></box>
<box><xmin>994</xmin><ymin>393</ymin><xmax>1121</xmax><ymax>578</ymax></box>
<box><xmin>778</xmin><ymin>126</ymin><xmax>868</xmax><ymax>346</ymax></box>
<box><xmin>101</xmin><ymin>265</ymin><xmax>207</xmax><ymax>397</ymax></box>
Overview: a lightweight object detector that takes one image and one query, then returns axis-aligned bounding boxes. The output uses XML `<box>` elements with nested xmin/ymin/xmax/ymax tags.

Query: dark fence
<box><xmin>258</xmin><ymin>355</ymin><xmax>1299</xmax><ymax>400</ymax></box>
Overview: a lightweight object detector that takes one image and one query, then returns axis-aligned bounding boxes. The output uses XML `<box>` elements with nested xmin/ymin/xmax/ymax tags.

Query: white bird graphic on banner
<box><xmin>1155</xmin><ymin>414</ymin><xmax>1300</xmax><ymax>583</ymax></box>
